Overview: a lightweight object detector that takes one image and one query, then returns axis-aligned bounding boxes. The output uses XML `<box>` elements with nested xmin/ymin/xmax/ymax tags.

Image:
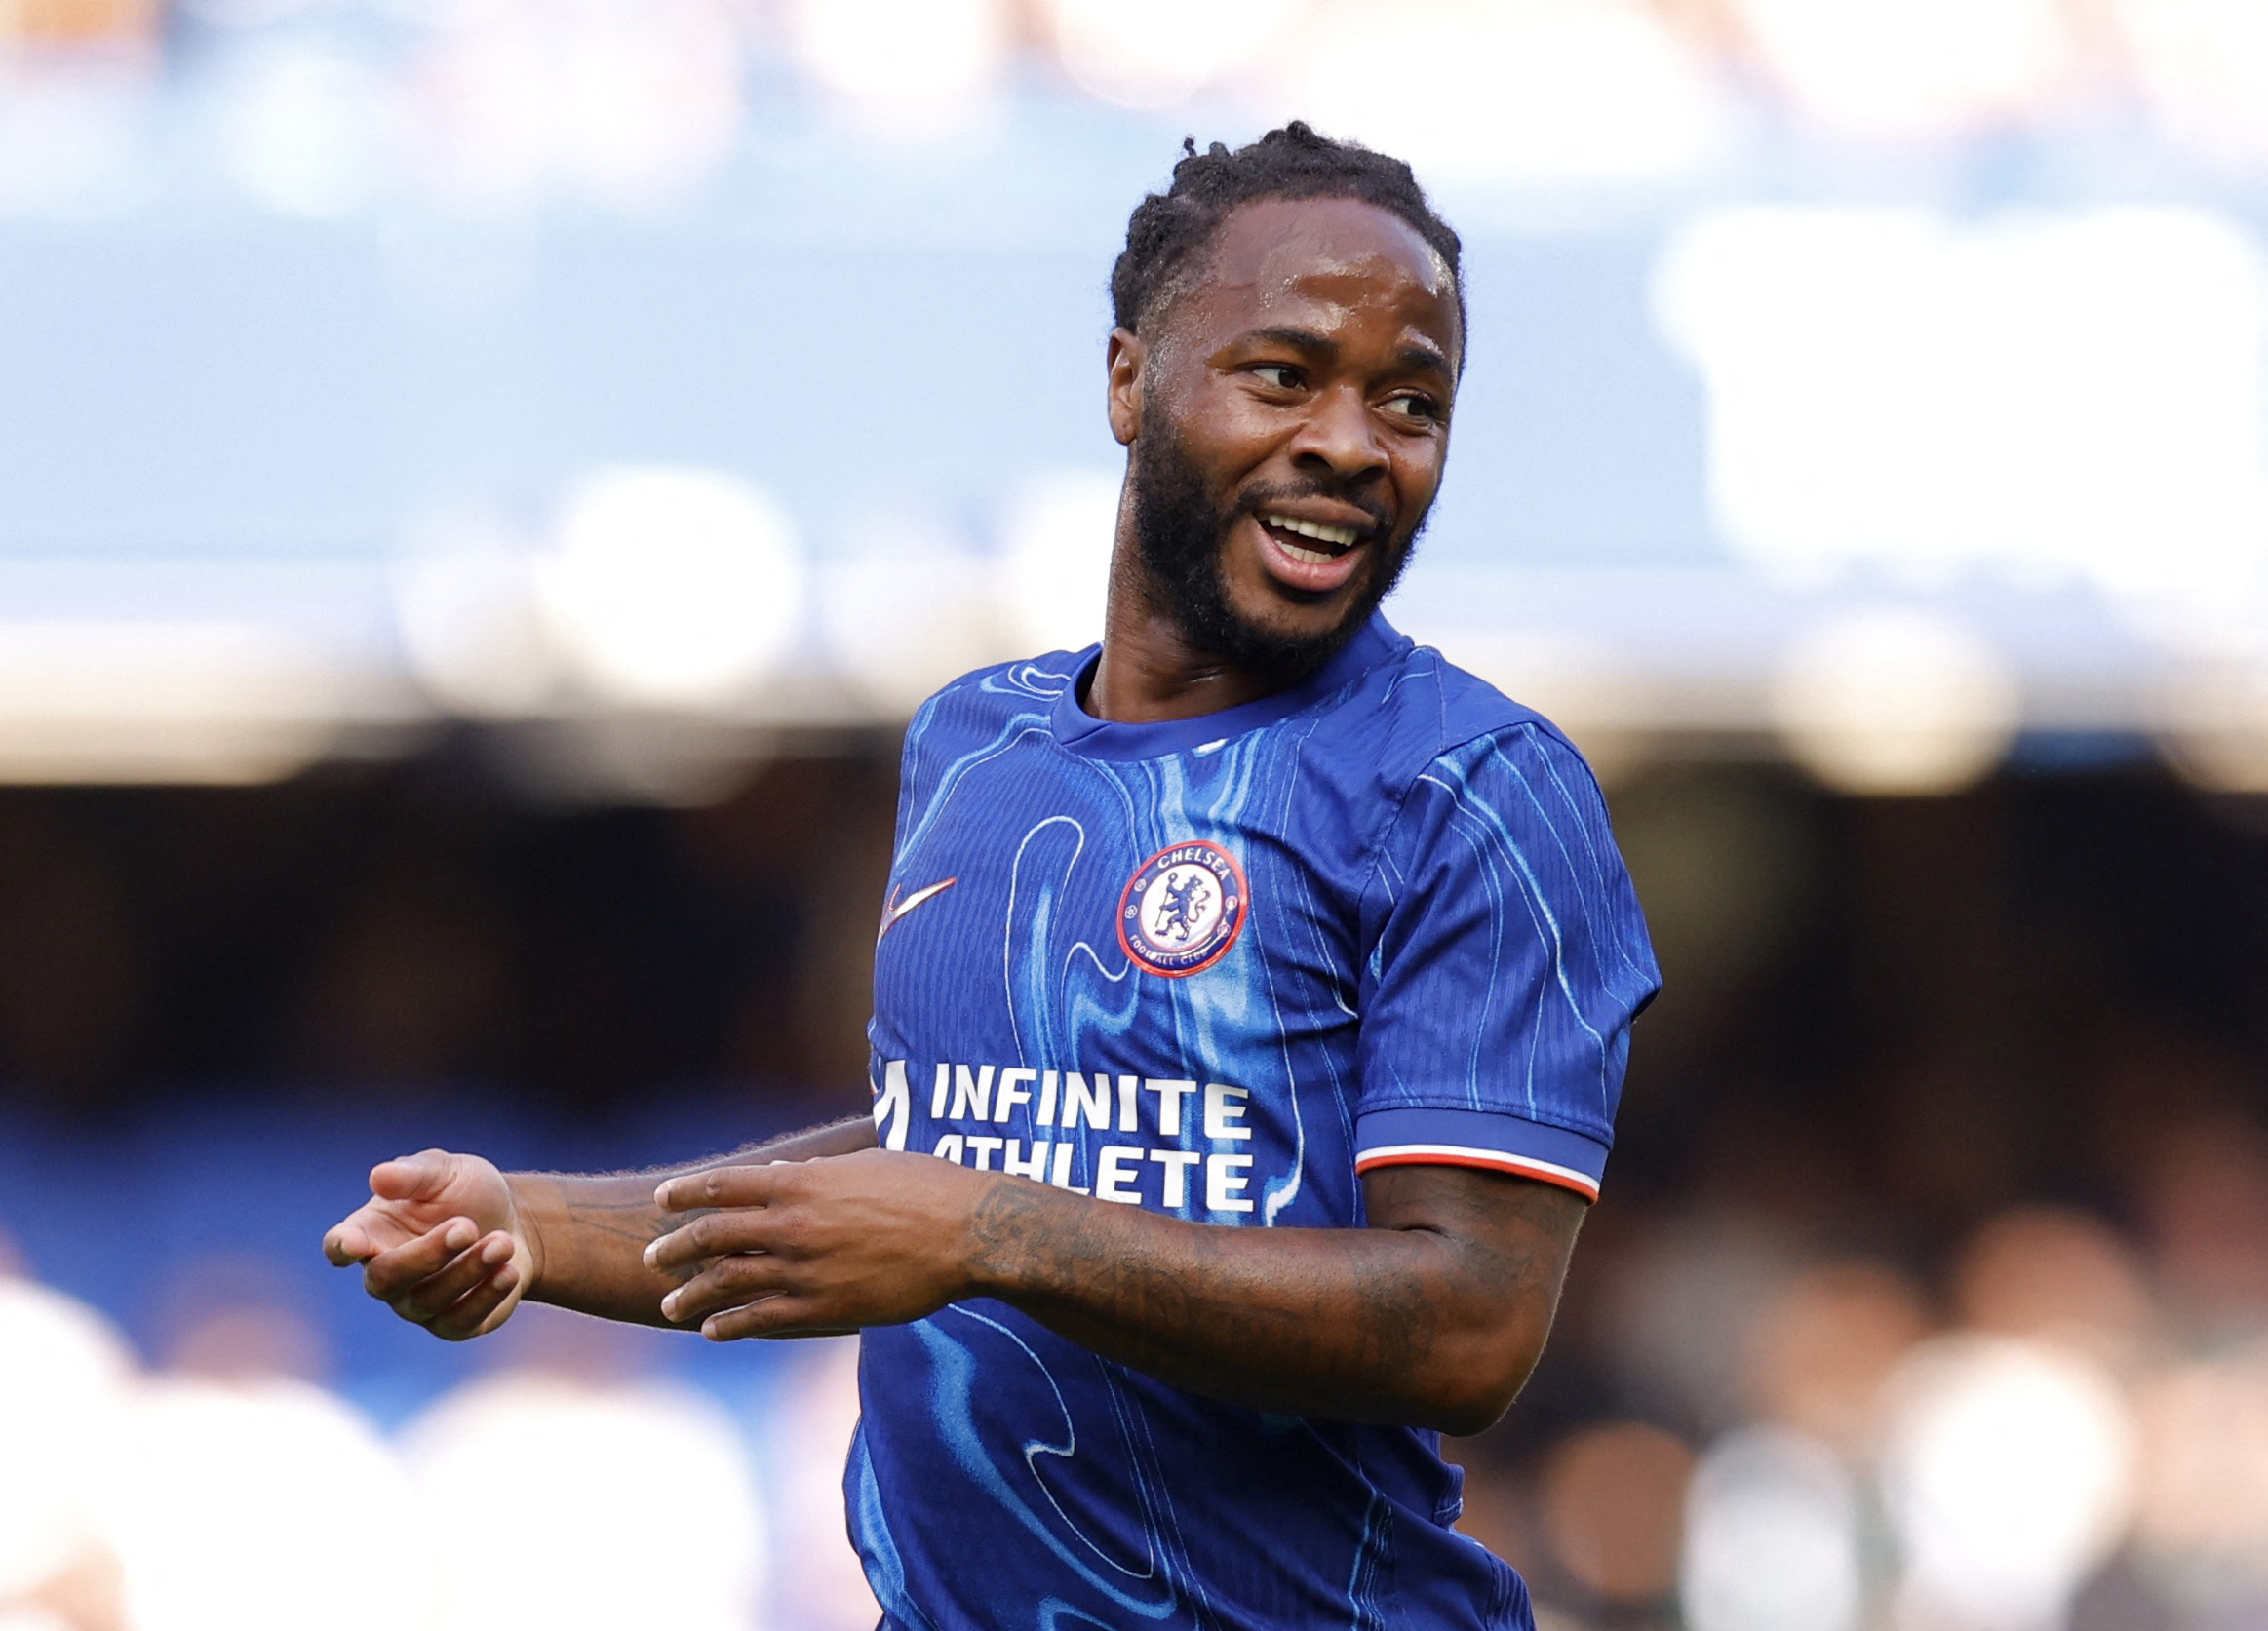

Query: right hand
<box><xmin>323</xmin><ymin>1149</ymin><xmax>537</xmax><ymax>1340</ymax></box>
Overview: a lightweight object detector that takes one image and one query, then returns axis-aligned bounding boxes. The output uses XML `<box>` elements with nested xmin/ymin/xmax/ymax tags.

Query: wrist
<box><xmin>505</xmin><ymin>1172</ymin><xmax>557</xmax><ymax>1300</ymax></box>
<box><xmin>959</xmin><ymin>1173</ymin><xmax>1067</xmax><ymax>1302</ymax></box>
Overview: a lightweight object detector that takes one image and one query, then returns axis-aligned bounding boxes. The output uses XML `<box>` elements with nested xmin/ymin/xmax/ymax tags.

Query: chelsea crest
<box><xmin>1118</xmin><ymin>840</ymin><xmax>1248</xmax><ymax>977</ymax></box>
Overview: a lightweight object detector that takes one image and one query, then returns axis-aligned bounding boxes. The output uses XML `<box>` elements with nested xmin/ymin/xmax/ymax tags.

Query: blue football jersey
<box><xmin>852</xmin><ymin>614</ymin><xmax>1660</xmax><ymax>1631</ymax></box>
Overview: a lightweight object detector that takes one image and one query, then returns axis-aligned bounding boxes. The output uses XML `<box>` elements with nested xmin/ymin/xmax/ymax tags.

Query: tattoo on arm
<box><xmin>969</xmin><ymin>1162</ymin><xmax>1584</xmax><ymax>1428</ymax></box>
<box><xmin>563</xmin><ymin>1193</ymin><xmax>717</xmax><ymax>1250</ymax></box>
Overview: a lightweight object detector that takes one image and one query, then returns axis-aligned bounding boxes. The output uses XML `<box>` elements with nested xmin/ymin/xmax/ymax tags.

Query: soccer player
<box><xmin>325</xmin><ymin>123</ymin><xmax>1659</xmax><ymax>1630</ymax></box>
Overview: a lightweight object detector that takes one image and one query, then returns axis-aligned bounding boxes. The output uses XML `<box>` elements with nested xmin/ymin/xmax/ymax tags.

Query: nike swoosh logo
<box><xmin>878</xmin><ymin>877</ymin><xmax>958</xmax><ymax>942</ymax></box>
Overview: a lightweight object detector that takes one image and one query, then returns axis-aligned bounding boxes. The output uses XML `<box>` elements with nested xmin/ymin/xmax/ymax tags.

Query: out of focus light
<box><xmin>1450</xmin><ymin>631</ymin><xmax>1653</xmax><ymax>784</ymax></box>
<box><xmin>1538</xmin><ymin>1421</ymin><xmax>1695</xmax><ymax>1604</ymax></box>
<box><xmin>2160</xmin><ymin>662</ymin><xmax>2268</xmax><ymax>794</ymax></box>
<box><xmin>541</xmin><ymin>466</ymin><xmax>804</xmax><ymax>713</ymax></box>
<box><xmin>1771</xmin><ymin>607</ymin><xmax>2019</xmax><ymax>796</ymax></box>
<box><xmin>1747</xmin><ymin>1260</ymin><xmax>1931</xmax><ymax>1453</ymax></box>
<box><xmin>1278</xmin><ymin>0</ymin><xmax>1731</xmax><ymax>186</ymax></box>
<box><xmin>396</xmin><ymin>2</ymin><xmax>740</xmax><ymax>211</ymax></box>
<box><xmin>404</xmin><ymin>1372</ymin><xmax>765</xmax><ymax>1631</ymax></box>
<box><xmin>766</xmin><ymin>1340</ymin><xmax>881</xmax><ymax>1630</ymax></box>
<box><xmin>2116</xmin><ymin>0</ymin><xmax>2268</xmax><ymax>168</ymax></box>
<box><xmin>101</xmin><ymin>1378</ymin><xmax>410</xmax><ymax>1631</ymax></box>
<box><xmin>1736</xmin><ymin>0</ymin><xmax>2073</xmax><ymax>138</ymax></box>
<box><xmin>0</xmin><ymin>1603</ymin><xmax>78</xmax><ymax>1631</ymax></box>
<box><xmin>0</xmin><ymin>622</ymin><xmax>341</xmax><ymax>784</ymax></box>
<box><xmin>2132</xmin><ymin>1351</ymin><xmax>2268</xmax><ymax>1589</ymax></box>
<box><xmin>161</xmin><ymin>1261</ymin><xmax>332</xmax><ymax>1385</ymax></box>
<box><xmin>393</xmin><ymin>516</ymin><xmax>561</xmax><ymax>719</ymax></box>
<box><xmin>1051</xmin><ymin>0</ymin><xmax>1296</xmax><ymax>108</ymax></box>
<box><xmin>1878</xmin><ymin>1336</ymin><xmax>2136</xmax><ymax>1631</ymax></box>
<box><xmin>0</xmin><ymin>0</ymin><xmax>156</xmax><ymax>45</ymax></box>
<box><xmin>176</xmin><ymin>0</ymin><xmax>312</xmax><ymax>26</ymax></box>
<box><xmin>1951</xmin><ymin>1205</ymin><xmax>2155</xmax><ymax>1361</ymax></box>
<box><xmin>1682</xmin><ymin>1427</ymin><xmax>1861</xmax><ymax>1631</ymax></box>
<box><xmin>0</xmin><ymin>1280</ymin><xmax>134</xmax><ymax>1601</ymax></box>
<box><xmin>553</xmin><ymin>0</ymin><xmax>742</xmax><ymax>207</ymax></box>
<box><xmin>1656</xmin><ymin>208</ymin><xmax>2268</xmax><ymax>616</ymax></box>
<box><xmin>1603</xmin><ymin>1217</ymin><xmax>1805</xmax><ymax>1429</ymax></box>
<box><xmin>819</xmin><ymin>518</ymin><xmax>1009</xmax><ymax>716</ymax></box>
<box><xmin>217</xmin><ymin>46</ymin><xmax>387</xmax><ymax>217</ymax></box>
<box><xmin>0</xmin><ymin>63</ymin><xmax>150</xmax><ymax>217</ymax></box>
<box><xmin>997</xmin><ymin>470</ymin><xmax>1119</xmax><ymax>656</ymax></box>
<box><xmin>786</xmin><ymin>0</ymin><xmax>1007</xmax><ymax>130</ymax></box>
<box><xmin>399</xmin><ymin>17</ymin><xmax>555</xmax><ymax>208</ymax></box>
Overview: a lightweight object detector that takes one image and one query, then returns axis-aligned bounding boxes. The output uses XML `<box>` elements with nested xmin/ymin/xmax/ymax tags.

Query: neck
<box><xmin>1084</xmin><ymin>546</ymin><xmax>1285</xmax><ymax>724</ymax></box>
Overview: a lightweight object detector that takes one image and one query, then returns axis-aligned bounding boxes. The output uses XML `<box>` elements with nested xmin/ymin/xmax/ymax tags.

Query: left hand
<box><xmin>645</xmin><ymin>1148</ymin><xmax>998</xmax><ymax>1340</ymax></box>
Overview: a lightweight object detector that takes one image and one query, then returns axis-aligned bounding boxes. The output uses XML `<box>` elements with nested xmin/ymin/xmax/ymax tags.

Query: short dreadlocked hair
<box><xmin>1110</xmin><ymin>121</ymin><xmax>1465</xmax><ymax>356</ymax></box>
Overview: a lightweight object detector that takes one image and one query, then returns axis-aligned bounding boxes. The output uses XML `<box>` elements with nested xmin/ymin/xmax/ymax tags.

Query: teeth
<box><xmin>1264</xmin><ymin>513</ymin><xmax>1361</xmax><ymax>550</ymax></box>
<box><xmin>1280</xmin><ymin>541</ymin><xmax>1333</xmax><ymax>564</ymax></box>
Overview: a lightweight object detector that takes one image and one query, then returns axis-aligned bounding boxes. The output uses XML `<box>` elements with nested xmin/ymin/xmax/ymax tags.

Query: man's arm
<box><xmin>646</xmin><ymin>1150</ymin><xmax>1585</xmax><ymax>1435</ymax></box>
<box><xmin>513</xmin><ymin>1118</ymin><xmax>879</xmax><ymax>1325</ymax></box>
<box><xmin>322</xmin><ymin>1116</ymin><xmax>877</xmax><ymax>1338</ymax></box>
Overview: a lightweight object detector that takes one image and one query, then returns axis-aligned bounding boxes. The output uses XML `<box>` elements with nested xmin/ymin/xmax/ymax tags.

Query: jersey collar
<box><xmin>1049</xmin><ymin>612</ymin><xmax>1411</xmax><ymax>762</ymax></box>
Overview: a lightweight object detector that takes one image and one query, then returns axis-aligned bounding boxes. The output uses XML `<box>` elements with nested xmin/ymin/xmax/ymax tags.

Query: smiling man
<box><xmin>326</xmin><ymin>124</ymin><xmax>1659</xmax><ymax>1631</ymax></box>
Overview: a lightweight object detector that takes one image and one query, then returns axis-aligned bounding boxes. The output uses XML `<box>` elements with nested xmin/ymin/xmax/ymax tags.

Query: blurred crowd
<box><xmin>0</xmin><ymin>756</ymin><xmax>2266</xmax><ymax>1628</ymax></box>
<box><xmin>0</xmin><ymin>757</ymin><xmax>898</xmax><ymax>1108</ymax></box>
<box><xmin>8</xmin><ymin>1133</ymin><xmax>2268</xmax><ymax>1631</ymax></box>
<box><xmin>5</xmin><ymin>1</ymin><xmax>2268</xmax><ymax>1627</ymax></box>
<box><xmin>0</xmin><ymin>1260</ymin><xmax>880</xmax><ymax>1631</ymax></box>
<box><xmin>5</xmin><ymin>0</ymin><xmax>2268</xmax><ymax>227</ymax></box>
<box><xmin>1449</xmin><ymin>1131</ymin><xmax>2268</xmax><ymax>1631</ymax></box>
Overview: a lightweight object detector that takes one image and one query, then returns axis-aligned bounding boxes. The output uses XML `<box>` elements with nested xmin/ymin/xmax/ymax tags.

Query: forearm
<box><xmin>962</xmin><ymin>1175</ymin><xmax>1575</xmax><ymax>1434</ymax></box>
<box><xmin>514</xmin><ymin>1115</ymin><xmax>877</xmax><ymax>1326</ymax></box>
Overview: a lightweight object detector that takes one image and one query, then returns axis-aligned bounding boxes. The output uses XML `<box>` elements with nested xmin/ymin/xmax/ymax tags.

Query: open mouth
<box><xmin>1258</xmin><ymin>511</ymin><xmax>1366</xmax><ymax>564</ymax></box>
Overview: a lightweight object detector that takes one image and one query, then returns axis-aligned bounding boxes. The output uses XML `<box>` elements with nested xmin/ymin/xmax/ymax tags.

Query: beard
<box><xmin>1125</xmin><ymin>421</ymin><xmax>1422</xmax><ymax>686</ymax></box>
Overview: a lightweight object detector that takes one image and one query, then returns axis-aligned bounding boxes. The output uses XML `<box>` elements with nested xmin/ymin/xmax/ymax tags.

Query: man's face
<box><xmin>1111</xmin><ymin>194</ymin><xmax>1461</xmax><ymax>678</ymax></box>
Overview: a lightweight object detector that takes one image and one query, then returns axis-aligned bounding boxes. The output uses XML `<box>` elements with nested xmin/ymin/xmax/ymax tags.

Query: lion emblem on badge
<box><xmin>1151</xmin><ymin>870</ymin><xmax>1212</xmax><ymax>944</ymax></box>
<box><xmin>1118</xmin><ymin>840</ymin><xmax>1247</xmax><ymax>977</ymax></box>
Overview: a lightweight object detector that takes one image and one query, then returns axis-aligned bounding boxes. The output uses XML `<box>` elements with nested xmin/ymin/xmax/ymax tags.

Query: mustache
<box><xmin>1232</xmin><ymin>479</ymin><xmax>1390</xmax><ymax>540</ymax></box>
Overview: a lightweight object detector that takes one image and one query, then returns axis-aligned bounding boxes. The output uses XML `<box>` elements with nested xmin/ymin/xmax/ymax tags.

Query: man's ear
<box><xmin>1106</xmin><ymin>327</ymin><xmax>1144</xmax><ymax>447</ymax></box>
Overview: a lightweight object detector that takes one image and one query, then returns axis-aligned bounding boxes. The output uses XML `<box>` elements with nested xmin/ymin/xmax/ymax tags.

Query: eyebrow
<box><xmin>1235</xmin><ymin>325</ymin><xmax>1456</xmax><ymax>383</ymax></box>
<box><xmin>1393</xmin><ymin>342</ymin><xmax>1455</xmax><ymax>382</ymax></box>
<box><xmin>1240</xmin><ymin>324</ymin><xmax>1337</xmax><ymax>359</ymax></box>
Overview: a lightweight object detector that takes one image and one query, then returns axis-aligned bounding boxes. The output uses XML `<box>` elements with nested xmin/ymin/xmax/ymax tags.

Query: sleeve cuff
<box><xmin>1352</xmin><ymin>1107</ymin><xmax>1609</xmax><ymax>1202</ymax></box>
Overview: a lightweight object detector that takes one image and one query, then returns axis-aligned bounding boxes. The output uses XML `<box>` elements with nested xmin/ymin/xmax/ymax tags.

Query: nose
<box><xmin>1287</xmin><ymin>382</ymin><xmax>1388</xmax><ymax>487</ymax></box>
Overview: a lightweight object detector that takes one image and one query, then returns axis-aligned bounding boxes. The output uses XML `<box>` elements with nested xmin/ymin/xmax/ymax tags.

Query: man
<box><xmin>327</xmin><ymin>123</ymin><xmax>1659</xmax><ymax>1630</ymax></box>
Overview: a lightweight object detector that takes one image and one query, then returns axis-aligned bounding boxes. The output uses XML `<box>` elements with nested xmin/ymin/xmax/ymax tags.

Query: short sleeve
<box><xmin>1352</xmin><ymin>725</ymin><xmax>1660</xmax><ymax>1202</ymax></box>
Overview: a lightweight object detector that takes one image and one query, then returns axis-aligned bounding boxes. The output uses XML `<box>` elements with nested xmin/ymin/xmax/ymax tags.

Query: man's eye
<box><xmin>1251</xmin><ymin>365</ymin><xmax>1301</xmax><ymax>390</ymax></box>
<box><xmin>1384</xmin><ymin>393</ymin><xmax>1441</xmax><ymax>424</ymax></box>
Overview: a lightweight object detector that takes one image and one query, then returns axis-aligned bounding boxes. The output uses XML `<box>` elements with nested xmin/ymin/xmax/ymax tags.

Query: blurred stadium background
<box><xmin>7</xmin><ymin>0</ymin><xmax>2268</xmax><ymax>1628</ymax></box>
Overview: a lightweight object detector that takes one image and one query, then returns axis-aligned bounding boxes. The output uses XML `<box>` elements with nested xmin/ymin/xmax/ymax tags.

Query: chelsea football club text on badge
<box><xmin>1118</xmin><ymin>840</ymin><xmax>1247</xmax><ymax>977</ymax></box>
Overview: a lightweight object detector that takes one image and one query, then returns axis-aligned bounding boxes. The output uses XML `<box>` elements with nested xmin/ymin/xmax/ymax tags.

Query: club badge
<box><xmin>1118</xmin><ymin>839</ymin><xmax>1247</xmax><ymax>977</ymax></box>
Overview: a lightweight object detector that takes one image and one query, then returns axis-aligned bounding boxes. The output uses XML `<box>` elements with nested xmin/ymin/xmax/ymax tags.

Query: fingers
<box><xmin>325</xmin><ymin>1209</ymin><xmax>420</xmax><ymax>1270</ymax></box>
<box><xmin>697</xmin><ymin>1297</ymin><xmax>855</xmax><ymax>1342</ymax></box>
<box><xmin>660</xmin><ymin>1250</ymin><xmax>792</xmax><ymax>1326</ymax></box>
<box><xmin>323</xmin><ymin>1211</ymin><xmax>378</xmax><ymax>1266</ymax></box>
<box><xmin>425</xmin><ymin>1249</ymin><xmax>523</xmax><ymax>1342</ymax></box>
<box><xmin>324</xmin><ymin>1193</ymin><xmax>431</xmax><ymax>1266</ymax></box>
<box><xmin>655</xmin><ymin>1162</ymin><xmax>786</xmax><ymax>1214</ymax></box>
<box><xmin>369</xmin><ymin>1149</ymin><xmax>458</xmax><ymax>1205</ymax></box>
<box><xmin>326</xmin><ymin>1149</ymin><xmax>481</xmax><ymax>1269</ymax></box>
<box><xmin>389</xmin><ymin>1230</ymin><xmax>516</xmax><ymax>1326</ymax></box>
<box><xmin>645</xmin><ymin>1206</ymin><xmax>787</xmax><ymax>1276</ymax></box>
<box><xmin>361</xmin><ymin>1217</ymin><xmax>480</xmax><ymax>1301</ymax></box>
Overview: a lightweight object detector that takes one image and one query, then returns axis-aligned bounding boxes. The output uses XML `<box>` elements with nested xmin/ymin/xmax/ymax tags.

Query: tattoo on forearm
<box><xmin>565</xmin><ymin>1196</ymin><xmax>717</xmax><ymax>1250</ymax></box>
<box><xmin>965</xmin><ymin>1163</ymin><xmax>1585</xmax><ymax>1424</ymax></box>
<box><xmin>966</xmin><ymin>1175</ymin><xmax>1458</xmax><ymax>1409</ymax></box>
